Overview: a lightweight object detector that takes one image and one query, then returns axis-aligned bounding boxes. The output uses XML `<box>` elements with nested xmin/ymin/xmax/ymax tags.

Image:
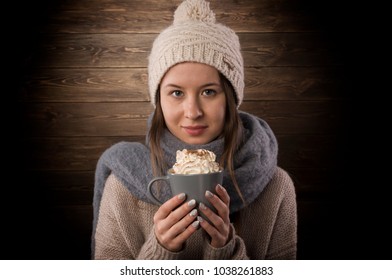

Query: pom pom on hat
<box><xmin>173</xmin><ymin>0</ymin><xmax>216</xmax><ymax>24</ymax></box>
<box><xmin>148</xmin><ymin>0</ymin><xmax>244</xmax><ymax>108</ymax></box>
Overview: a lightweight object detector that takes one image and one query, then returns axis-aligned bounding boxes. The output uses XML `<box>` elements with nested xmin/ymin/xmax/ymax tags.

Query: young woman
<box><xmin>92</xmin><ymin>0</ymin><xmax>297</xmax><ymax>259</ymax></box>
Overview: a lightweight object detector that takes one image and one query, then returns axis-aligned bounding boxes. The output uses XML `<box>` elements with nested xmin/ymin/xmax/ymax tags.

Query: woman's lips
<box><xmin>182</xmin><ymin>125</ymin><xmax>207</xmax><ymax>136</ymax></box>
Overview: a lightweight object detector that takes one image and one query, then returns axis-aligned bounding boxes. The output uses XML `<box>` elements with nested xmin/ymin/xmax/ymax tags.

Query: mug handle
<box><xmin>147</xmin><ymin>176</ymin><xmax>169</xmax><ymax>205</ymax></box>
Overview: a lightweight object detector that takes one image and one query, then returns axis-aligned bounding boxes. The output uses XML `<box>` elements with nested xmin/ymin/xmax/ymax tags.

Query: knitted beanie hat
<box><xmin>148</xmin><ymin>0</ymin><xmax>244</xmax><ymax>107</ymax></box>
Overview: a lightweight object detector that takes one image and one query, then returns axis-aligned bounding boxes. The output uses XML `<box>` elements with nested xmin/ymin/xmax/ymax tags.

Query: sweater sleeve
<box><xmin>94</xmin><ymin>173</ymin><xmax>183</xmax><ymax>260</ymax></box>
<box><xmin>138</xmin><ymin>228</ymin><xmax>184</xmax><ymax>260</ymax></box>
<box><xmin>203</xmin><ymin>224</ymin><xmax>249</xmax><ymax>259</ymax></box>
<box><xmin>265</xmin><ymin>168</ymin><xmax>297</xmax><ymax>259</ymax></box>
<box><xmin>203</xmin><ymin>167</ymin><xmax>297</xmax><ymax>260</ymax></box>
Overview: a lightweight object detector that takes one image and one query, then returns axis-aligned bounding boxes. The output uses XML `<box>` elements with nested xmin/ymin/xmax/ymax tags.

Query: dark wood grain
<box><xmin>29</xmin><ymin>33</ymin><xmax>340</xmax><ymax>68</ymax></box>
<box><xmin>20</xmin><ymin>100</ymin><xmax>347</xmax><ymax>136</ymax></box>
<box><xmin>19</xmin><ymin>68</ymin><xmax>149</xmax><ymax>102</ymax></box>
<box><xmin>19</xmin><ymin>67</ymin><xmax>347</xmax><ymax>102</ymax></box>
<box><xmin>40</xmin><ymin>0</ymin><xmax>319</xmax><ymax>34</ymax></box>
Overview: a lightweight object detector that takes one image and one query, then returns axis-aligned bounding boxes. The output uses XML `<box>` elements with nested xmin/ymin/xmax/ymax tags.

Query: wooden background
<box><xmin>5</xmin><ymin>0</ymin><xmax>366</xmax><ymax>259</ymax></box>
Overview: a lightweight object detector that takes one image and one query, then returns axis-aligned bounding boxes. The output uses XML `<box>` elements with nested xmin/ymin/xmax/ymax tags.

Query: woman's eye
<box><xmin>171</xmin><ymin>90</ymin><xmax>183</xmax><ymax>97</ymax></box>
<box><xmin>203</xmin><ymin>89</ymin><xmax>216</xmax><ymax>96</ymax></box>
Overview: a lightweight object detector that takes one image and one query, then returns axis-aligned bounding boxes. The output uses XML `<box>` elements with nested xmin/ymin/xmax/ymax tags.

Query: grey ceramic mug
<box><xmin>147</xmin><ymin>168</ymin><xmax>223</xmax><ymax>211</ymax></box>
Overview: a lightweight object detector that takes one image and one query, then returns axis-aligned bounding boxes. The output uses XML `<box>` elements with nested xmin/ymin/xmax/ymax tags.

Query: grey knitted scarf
<box><xmin>91</xmin><ymin>111</ymin><xmax>278</xmax><ymax>256</ymax></box>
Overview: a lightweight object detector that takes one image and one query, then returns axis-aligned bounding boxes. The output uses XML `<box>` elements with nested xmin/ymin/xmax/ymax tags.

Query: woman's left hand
<box><xmin>198</xmin><ymin>184</ymin><xmax>231</xmax><ymax>248</ymax></box>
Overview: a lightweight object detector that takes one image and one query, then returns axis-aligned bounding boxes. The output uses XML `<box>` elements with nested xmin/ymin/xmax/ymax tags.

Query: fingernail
<box><xmin>178</xmin><ymin>193</ymin><xmax>186</xmax><ymax>200</ymax></box>
<box><xmin>217</xmin><ymin>184</ymin><xmax>225</xmax><ymax>191</ymax></box>
<box><xmin>188</xmin><ymin>199</ymin><xmax>196</xmax><ymax>207</ymax></box>
<box><xmin>192</xmin><ymin>220</ymin><xmax>200</xmax><ymax>228</ymax></box>
<box><xmin>199</xmin><ymin>202</ymin><xmax>207</xmax><ymax>210</ymax></box>
<box><xmin>197</xmin><ymin>216</ymin><xmax>204</xmax><ymax>223</ymax></box>
<box><xmin>190</xmin><ymin>209</ymin><xmax>198</xmax><ymax>217</ymax></box>
<box><xmin>205</xmin><ymin>190</ymin><xmax>213</xmax><ymax>198</ymax></box>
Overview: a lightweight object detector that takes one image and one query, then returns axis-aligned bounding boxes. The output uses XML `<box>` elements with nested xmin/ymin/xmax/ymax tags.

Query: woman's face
<box><xmin>159</xmin><ymin>62</ymin><xmax>226</xmax><ymax>145</ymax></box>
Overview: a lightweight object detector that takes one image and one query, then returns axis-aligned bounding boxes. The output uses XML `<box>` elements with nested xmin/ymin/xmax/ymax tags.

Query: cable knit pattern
<box><xmin>148</xmin><ymin>0</ymin><xmax>244</xmax><ymax>107</ymax></box>
<box><xmin>94</xmin><ymin>167</ymin><xmax>297</xmax><ymax>259</ymax></box>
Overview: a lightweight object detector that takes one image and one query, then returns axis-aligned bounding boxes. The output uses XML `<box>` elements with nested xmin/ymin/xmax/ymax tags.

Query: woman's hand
<box><xmin>198</xmin><ymin>184</ymin><xmax>231</xmax><ymax>248</ymax></box>
<box><xmin>153</xmin><ymin>193</ymin><xmax>199</xmax><ymax>252</ymax></box>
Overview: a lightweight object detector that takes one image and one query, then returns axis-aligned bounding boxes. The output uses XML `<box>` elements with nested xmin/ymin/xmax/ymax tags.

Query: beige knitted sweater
<box><xmin>94</xmin><ymin>166</ymin><xmax>297</xmax><ymax>259</ymax></box>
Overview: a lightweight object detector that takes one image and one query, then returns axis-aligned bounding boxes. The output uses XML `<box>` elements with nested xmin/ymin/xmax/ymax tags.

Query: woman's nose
<box><xmin>184</xmin><ymin>97</ymin><xmax>203</xmax><ymax>119</ymax></box>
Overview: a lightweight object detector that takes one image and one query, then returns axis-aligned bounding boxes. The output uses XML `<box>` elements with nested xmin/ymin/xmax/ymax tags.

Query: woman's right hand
<box><xmin>153</xmin><ymin>193</ymin><xmax>199</xmax><ymax>252</ymax></box>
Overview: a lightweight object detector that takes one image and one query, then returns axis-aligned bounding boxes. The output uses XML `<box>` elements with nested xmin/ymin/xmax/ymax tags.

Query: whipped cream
<box><xmin>172</xmin><ymin>149</ymin><xmax>221</xmax><ymax>174</ymax></box>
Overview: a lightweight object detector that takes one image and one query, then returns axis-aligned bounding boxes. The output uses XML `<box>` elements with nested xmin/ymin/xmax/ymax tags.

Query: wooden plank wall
<box><xmin>8</xmin><ymin>0</ymin><xmax>356</xmax><ymax>259</ymax></box>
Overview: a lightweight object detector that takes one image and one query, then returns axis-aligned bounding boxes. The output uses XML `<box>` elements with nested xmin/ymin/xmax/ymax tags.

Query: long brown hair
<box><xmin>148</xmin><ymin>73</ymin><xmax>245</xmax><ymax>204</ymax></box>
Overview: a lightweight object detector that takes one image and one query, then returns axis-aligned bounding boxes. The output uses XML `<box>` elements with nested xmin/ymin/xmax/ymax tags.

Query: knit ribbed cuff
<box><xmin>203</xmin><ymin>224</ymin><xmax>236</xmax><ymax>259</ymax></box>
<box><xmin>139</xmin><ymin>229</ymin><xmax>183</xmax><ymax>260</ymax></box>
